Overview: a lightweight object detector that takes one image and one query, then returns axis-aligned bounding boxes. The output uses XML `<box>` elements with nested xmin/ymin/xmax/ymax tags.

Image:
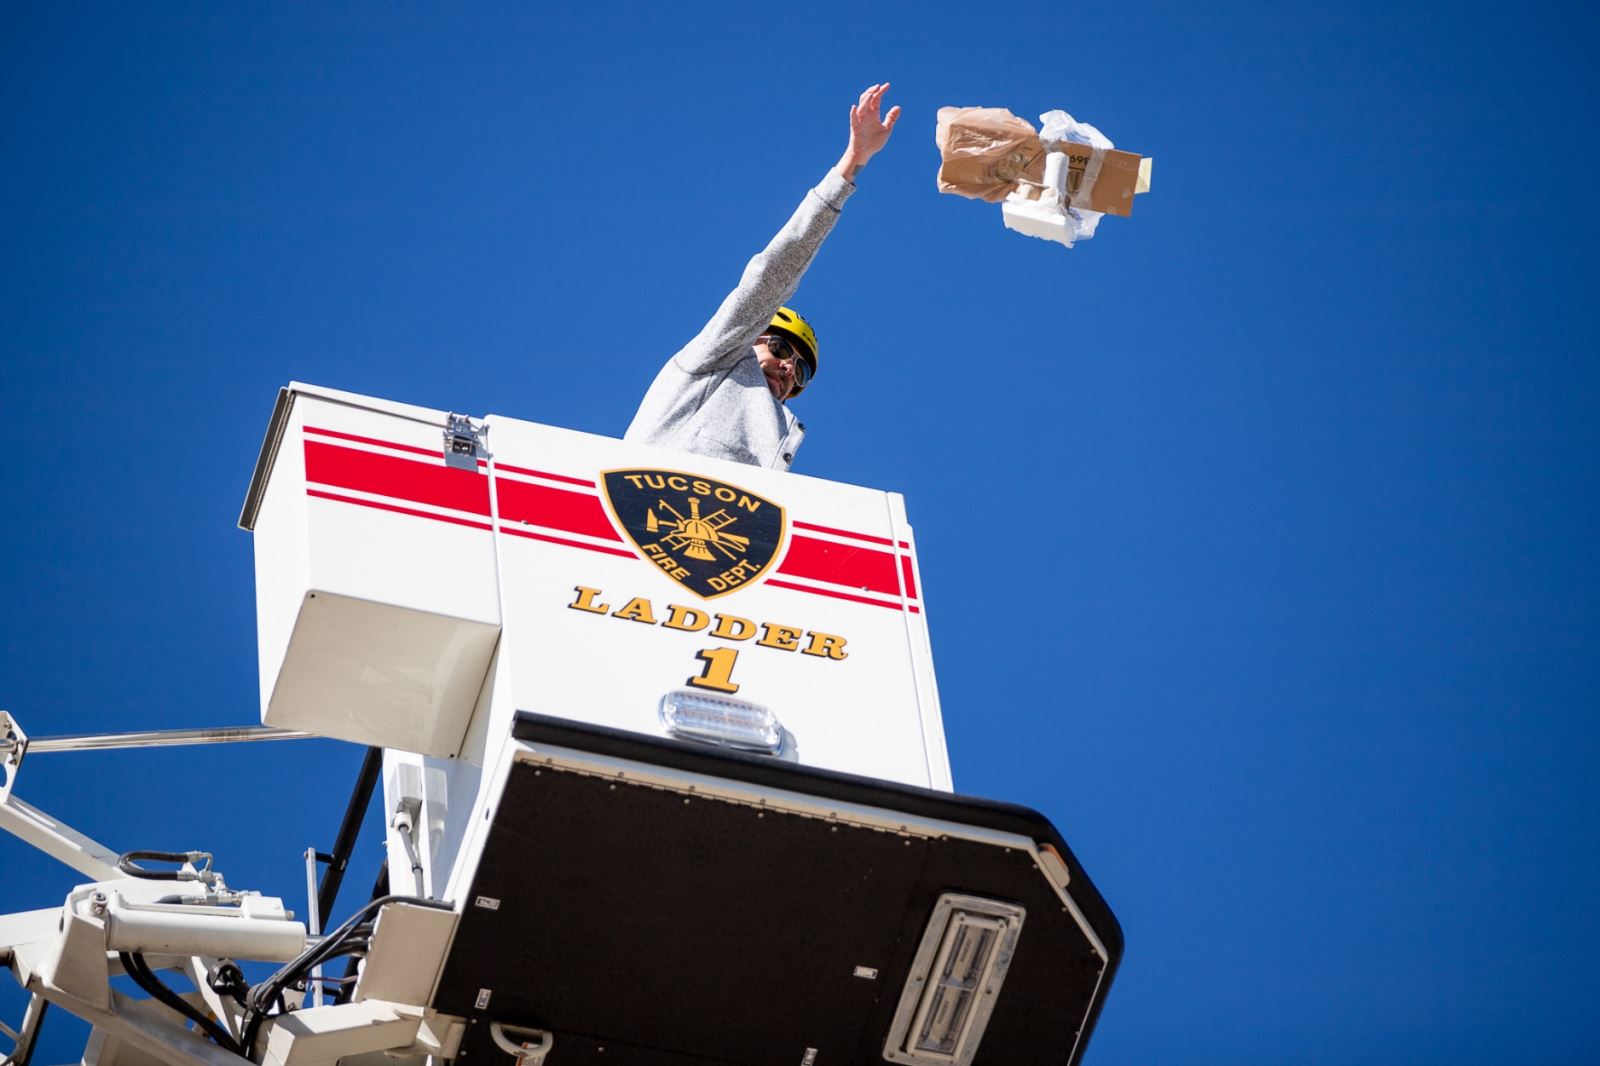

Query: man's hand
<box><xmin>835</xmin><ymin>83</ymin><xmax>901</xmax><ymax>182</ymax></box>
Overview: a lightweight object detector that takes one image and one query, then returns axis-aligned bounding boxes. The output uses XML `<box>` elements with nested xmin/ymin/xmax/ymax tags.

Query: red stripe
<box><xmin>791</xmin><ymin>519</ymin><xmax>897</xmax><ymax>547</ymax></box>
<box><xmin>900</xmin><ymin>555</ymin><xmax>918</xmax><ymax>599</ymax></box>
<box><xmin>496</xmin><ymin>480</ymin><xmax>621</xmax><ymax>542</ymax></box>
<box><xmin>305</xmin><ymin>427</ymin><xmax>488</xmax><ymax>467</ymax></box>
<box><xmin>765</xmin><ymin>578</ymin><xmax>914</xmax><ymax>612</ymax></box>
<box><xmin>500</xmin><ymin>524</ymin><xmax>636</xmax><ymax>558</ymax></box>
<box><xmin>304</xmin><ymin>440</ymin><xmax>491</xmax><ymax>516</ymax></box>
<box><xmin>777</xmin><ymin>535</ymin><xmax>907</xmax><ymax>598</ymax></box>
<box><xmin>305</xmin><ymin>426</ymin><xmax>436</xmax><ymax>460</ymax></box>
<box><xmin>307</xmin><ymin>489</ymin><xmax>492</xmax><ymax>531</ymax></box>
<box><xmin>494</xmin><ymin>462</ymin><xmax>595</xmax><ymax>487</ymax></box>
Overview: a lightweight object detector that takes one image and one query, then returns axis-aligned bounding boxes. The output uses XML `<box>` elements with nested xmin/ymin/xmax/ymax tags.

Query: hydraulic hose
<box><xmin>240</xmin><ymin>894</ymin><xmax>452</xmax><ymax>1057</ymax></box>
<box><xmin>116</xmin><ymin>850</ymin><xmax>215</xmax><ymax>884</ymax></box>
<box><xmin>118</xmin><ymin>952</ymin><xmax>242</xmax><ymax>1055</ymax></box>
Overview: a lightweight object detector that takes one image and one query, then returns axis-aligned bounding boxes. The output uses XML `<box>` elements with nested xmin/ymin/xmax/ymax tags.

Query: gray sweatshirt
<box><xmin>624</xmin><ymin>170</ymin><xmax>856</xmax><ymax>471</ymax></box>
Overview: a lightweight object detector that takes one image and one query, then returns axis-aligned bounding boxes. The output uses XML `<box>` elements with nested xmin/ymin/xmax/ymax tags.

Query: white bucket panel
<box><xmin>246</xmin><ymin>385</ymin><xmax>949</xmax><ymax>788</ymax></box>
<box><xmin>270</xmin><ymin>592</ymin><xmax>499</xmax><ymax>757</ymax></box>
<box><xmin>481</xmin><ymin>416</ymin><xmax>950</xmax><ymax>789</ymax></box>
<box><xmin>248</xmin><ymin>386</ymin><xmax>500</xmax><ymax>756</ymax></box>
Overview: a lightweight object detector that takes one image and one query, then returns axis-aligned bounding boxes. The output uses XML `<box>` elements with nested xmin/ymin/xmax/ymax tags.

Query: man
<box><xmin>624</xmin><ymin>84</ymin><xmax>900</xmax><ymax>471</ymax></box>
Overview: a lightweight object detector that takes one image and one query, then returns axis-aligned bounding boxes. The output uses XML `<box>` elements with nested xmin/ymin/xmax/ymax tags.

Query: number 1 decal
<box><xmin>688</xmin><ymin>647</ymin><xmax>741</xmax><ymax>694</ymax></box>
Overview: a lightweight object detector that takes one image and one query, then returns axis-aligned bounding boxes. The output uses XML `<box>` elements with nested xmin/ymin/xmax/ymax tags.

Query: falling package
<box><xmin>935</xmin><ymin>106</ymin><xmax>1153</xmax><ymax>249</ymax></box>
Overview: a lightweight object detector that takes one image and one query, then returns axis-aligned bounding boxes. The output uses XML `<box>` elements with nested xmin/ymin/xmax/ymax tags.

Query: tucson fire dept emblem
<box><xmin>602</xmin><ymin>469</ymin><xmax>786</xmax><ymax>599</ymax></box>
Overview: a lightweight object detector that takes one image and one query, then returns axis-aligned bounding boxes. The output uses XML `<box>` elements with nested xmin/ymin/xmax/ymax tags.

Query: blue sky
<box><xmin>2</xmin><ymin>3</ymin><xmax>1596</xmax><ymax>1063</ymax></box>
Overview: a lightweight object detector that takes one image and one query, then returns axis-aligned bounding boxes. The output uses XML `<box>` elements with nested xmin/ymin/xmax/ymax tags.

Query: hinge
<box><xmin>443</xmin><ymin>414</ymin><xmax>485</xmax><ymax>471</ymax></box>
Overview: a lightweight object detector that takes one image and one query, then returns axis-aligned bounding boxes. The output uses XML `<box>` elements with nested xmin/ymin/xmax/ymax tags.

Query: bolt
<box><xmin>89</xmin><ymin>892</ymin><xmax>108</xmax><ymax>917</ymax></box>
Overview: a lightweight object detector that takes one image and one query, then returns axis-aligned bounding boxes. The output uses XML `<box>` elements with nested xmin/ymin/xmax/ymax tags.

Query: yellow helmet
<box><xmin>767</xmin><ymin>306</ymin><xmax>819</xmax><ymax>396</ymax></box>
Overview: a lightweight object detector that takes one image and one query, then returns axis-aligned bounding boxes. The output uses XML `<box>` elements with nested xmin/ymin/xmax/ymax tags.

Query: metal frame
<box><xmin>16</xmin><ymin>725</ymin><xmax>309</xmax><ymax>755</ymax></box>
<box><xmin>0</xmin><ymin>717</ymin><xmax>314</xmax><ymax>882</ymax></box>
<box><xmin>0</xmin><ymin>993</ymin><xmax>47</xmax><ymax>1066</ymax></box>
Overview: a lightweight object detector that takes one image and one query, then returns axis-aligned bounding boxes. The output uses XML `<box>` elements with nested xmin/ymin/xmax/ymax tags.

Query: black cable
<box><xmin>241</xmin><ymin>919</ymin><xmax>386</xmax><ymax>1052</ymax></box>
<box><xmin>240</xmin><ymin>894</ymin><xmax>452</xmax><ymax>1056</ymax></box>
<box><xmin>249</xmin><ymin>925</ymin><xmax>375</xmax><ymax>1012</ymax></box>
<box><xmin>116</xmin><ymin>850</ymin><xmax>211</xmax><ymax>883</ymax></box>
<box><xmin>119</xmin><ymin>952</ymin><xmax>242</xmax><ymax>1055</ymax></box>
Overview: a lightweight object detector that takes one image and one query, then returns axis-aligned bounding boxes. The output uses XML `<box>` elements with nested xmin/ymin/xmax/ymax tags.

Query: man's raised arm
<box><xmin>673</xmin><ymin>84</ymin><xmax>901</xmax><ymax>376</ymax></box>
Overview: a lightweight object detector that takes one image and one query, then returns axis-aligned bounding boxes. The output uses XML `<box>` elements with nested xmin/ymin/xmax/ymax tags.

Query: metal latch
<box><xmin>443</xmin><ymin>414</ymin><xmax>484</xmax><ymax>471</ymax></box>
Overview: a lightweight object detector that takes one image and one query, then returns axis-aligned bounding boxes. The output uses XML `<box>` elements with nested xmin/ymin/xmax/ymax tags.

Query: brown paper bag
<box><xmin>935</xmin><ymin>107</ymin><xmax>1047</xmax><ymax>203</ymax></box>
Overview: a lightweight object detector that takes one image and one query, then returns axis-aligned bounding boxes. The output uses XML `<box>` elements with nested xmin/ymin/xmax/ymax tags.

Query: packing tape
<box><xmin>1070</xmin><ymin>148</ymin><xmax>1106</xmax><ymax>212</ymax></box>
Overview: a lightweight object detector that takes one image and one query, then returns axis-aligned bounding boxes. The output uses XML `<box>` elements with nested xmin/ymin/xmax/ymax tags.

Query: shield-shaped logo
<box><xmin>601</xmin><ymin>469</ymin><xmax>786</xmax><ymax>599</ymax></box>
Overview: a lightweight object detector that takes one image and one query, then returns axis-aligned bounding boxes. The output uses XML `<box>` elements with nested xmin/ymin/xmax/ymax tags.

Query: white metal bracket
<box><xmin>0</xmin><ymin>710</ymin><xmax>27</xmax><ymax>803</ymax></box>
<box><xmin>443</xmin><ymin>413</ymin><xmax>486</xmax><ymax>471</ymax></box>
<box><xmin>0</xmin><ymin>788</ymin><xmax>123</xmax><ymax>882</ymax></box>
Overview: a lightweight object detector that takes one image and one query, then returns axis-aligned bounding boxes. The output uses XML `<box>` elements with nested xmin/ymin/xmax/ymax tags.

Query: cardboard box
<box><xmin>936</xmin><ymin>106</ymin><xmax>1151</xmax><ymax>217</ymax></box>
<box><xmin>1060</xmin><ymin>144</ymin><xmax>1145</xmax><ymax>217</ymax></box>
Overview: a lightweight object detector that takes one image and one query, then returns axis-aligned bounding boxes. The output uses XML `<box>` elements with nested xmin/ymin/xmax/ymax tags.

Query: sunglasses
<box><xmin>760</xmin><ymin>333</ymin><xmax>813</xmax><ymax>390</ymax></box>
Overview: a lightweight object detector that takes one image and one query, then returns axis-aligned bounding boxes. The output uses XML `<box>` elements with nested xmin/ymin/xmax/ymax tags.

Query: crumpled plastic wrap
<box><xmin>1039</xmin><ymin>109</ymin><xmax>1111</xmax><ymax>151</ymax></box>
<box><xmin>1034</xmin><ymin>110</ymin><xmax>1115</xmax><ymax>242</ymax></box>
<box><xmin>934</xmin><ymin>106</ymin><xmax>1047</xmax><ymax>203</ymax></box>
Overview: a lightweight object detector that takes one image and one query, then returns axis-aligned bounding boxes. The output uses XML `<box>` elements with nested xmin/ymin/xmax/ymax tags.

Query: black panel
<box><xmin>509</xmin><ymin>713</ymin><xmax>1123</xmax><ymax>959</ymax></box>
<box><xmin>436</xmin><ymin>714</ymin><xmax>1122</xmax><ymax>1065</ymax></box>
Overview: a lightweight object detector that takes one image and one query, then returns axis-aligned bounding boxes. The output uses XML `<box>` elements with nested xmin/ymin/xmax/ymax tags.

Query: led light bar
<box><xmin>884</xmin><ymin>893</ymin><xmax>1026</xmax><ymax>1066</ymax></box>
<box><xmin>657</xmin><ymin>690</ymin><xmax>784</xmax><ymax>755</ymax></box>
